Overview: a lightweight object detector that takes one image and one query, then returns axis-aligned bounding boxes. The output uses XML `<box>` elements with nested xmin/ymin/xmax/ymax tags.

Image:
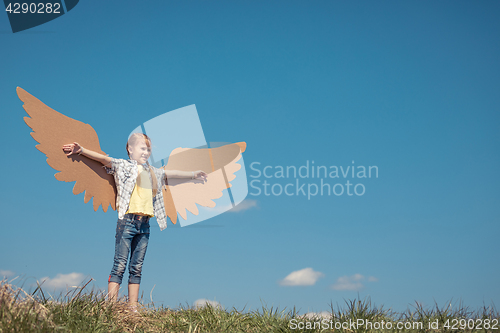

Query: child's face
<box><xmin>128</xmin><ymin>139</ymin><xmax>151</xmax><ymax>164</ymax></box>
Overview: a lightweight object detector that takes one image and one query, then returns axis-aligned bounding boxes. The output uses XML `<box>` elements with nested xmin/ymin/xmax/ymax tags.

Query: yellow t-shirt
<box><xmin>126</xmin><ymin>165</ymin><xmax>154</xmax><ymax>217</ymax></box>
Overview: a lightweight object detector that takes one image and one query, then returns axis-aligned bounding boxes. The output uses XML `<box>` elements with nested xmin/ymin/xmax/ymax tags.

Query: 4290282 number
<box><xmin>5</xmin><ymin>2</ymin><xmax>61</xmax><ymax>14</ymax></box>
<box><xmin>444</xmin><ymin>318</ymin><xmax>498</xmax><ymax>330</ymax></box>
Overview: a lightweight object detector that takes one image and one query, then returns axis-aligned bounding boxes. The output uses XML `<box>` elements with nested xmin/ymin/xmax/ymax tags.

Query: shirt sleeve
<box><xmin>104</xmin><ymin>157</ymin><xmax>123</xmax><ymax>175</ymax></box>
<box><xmin>159</xmin><ymin>167</ymin><xmax>167</xmax><ymax>187</ymax></box>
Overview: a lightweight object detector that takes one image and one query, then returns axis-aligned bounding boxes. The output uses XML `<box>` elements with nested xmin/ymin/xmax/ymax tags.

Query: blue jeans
<box><xmin>109</xmin><ymin>214</ymin><xmax>150</xmax><ymax>285</ymax></box>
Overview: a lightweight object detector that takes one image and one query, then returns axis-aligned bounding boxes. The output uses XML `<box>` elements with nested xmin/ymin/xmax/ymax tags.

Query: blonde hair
<box><xmin>127</xmin><ymin>133</ymin><xmax>159</xmax><ymax>197</ymax></box>
<box><xmin>127</xmin><ymin>133</ymin><xmax>152</xmax><ymax>157</ymax></box>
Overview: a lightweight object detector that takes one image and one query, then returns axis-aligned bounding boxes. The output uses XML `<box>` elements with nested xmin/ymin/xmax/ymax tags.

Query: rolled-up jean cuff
<box><xmin>109</xmin><ymin>275</ymin><xmax>122</xmax><ymax>284</ymax></box>
<box><xmin>128</xmin><ymin>276</ymin><xmax>141</xmax><ymax>284</ymax></box>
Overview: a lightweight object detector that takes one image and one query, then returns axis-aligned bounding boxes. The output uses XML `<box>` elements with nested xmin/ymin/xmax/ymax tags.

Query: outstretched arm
<box><xmin>164</xmin><ymin>169</ymin><xmax>207</xmax><ymax>180</ymax></box>
<box><xmin>62</xmin><ymin>142</ymin><xmax>112</xmax><ymax>167</ymax></box>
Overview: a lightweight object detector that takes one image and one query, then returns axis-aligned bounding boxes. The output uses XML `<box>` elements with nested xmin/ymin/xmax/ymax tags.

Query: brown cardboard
<box><xmin>163</xmin><ymin>144</ymin><xmax>245</xmax><ymax>224</ymax></box>
<box><xmin>17</xmin><ymin>87</ymin><xmax>117</xmax><ymax>212</ymax></box>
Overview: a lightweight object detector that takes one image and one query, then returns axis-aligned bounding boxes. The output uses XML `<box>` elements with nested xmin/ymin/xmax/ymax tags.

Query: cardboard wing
<box><xmin>162</xmin><ymin>142</ymin><xmax>247</xmax><ymax>225</ymax></box>
<box><xmin>17</xmin><ymin>87</ymin><xmax>116</xmax><ymax>212</ymax></box>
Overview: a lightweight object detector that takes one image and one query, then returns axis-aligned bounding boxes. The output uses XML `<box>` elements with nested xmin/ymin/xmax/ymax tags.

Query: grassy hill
<box><xmin>1</xmin><ymin>279</ymin><xmax>498</xmax><ymax>332</ymax></box>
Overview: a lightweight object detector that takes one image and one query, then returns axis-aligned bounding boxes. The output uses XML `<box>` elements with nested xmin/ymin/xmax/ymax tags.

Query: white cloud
<box><xmin>40</xmin><ymin>273</ymin><xmax>87</xmax><ymax>289</ymax></box>
<box><xmin>331</xmin><ymin>273</ymin><xmax>364</xmax><ymax>291</ymax></box>
<box><xmin>331</xmin><ymin>273</ymin><xmax>378</xmax><ymax>291</ymax></box>
<box><xmin>193</xmin><ymin>298</ymin><xmax>222</xmax><ymax>310</ymax></box>
<box><xmin>279</xmin><ymin>268</ymin><xmax>324</xmax><ymax>286</ymax></box>
<box><xmin>0</xmin><ymin>270</ymin><xmax>15</xmax><ymax>278</ymax></box>
<box><xmin>228</xmin><ymin>199</ymin><xmax>258</xmax><ymax>212</ymax></box>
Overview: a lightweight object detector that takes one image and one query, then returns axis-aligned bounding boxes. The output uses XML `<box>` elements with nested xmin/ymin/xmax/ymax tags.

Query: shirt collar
<box><xmin>128</xmin><ymin>159</ymin><xmax>149</xmax><ymax>168</ymax></box>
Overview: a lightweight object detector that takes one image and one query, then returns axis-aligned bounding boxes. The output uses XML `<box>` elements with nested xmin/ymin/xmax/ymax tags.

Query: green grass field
<box><xmin>1</xmin><ymin>278</ymin><xmax>498</xmax><ymax>332</ymax></box>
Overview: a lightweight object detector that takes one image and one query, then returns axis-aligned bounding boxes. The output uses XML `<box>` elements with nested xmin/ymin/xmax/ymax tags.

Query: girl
<box><xmin>62</xmin><ymin>133</ymin><xmax>207</xmax><ymax>311</ymax></box>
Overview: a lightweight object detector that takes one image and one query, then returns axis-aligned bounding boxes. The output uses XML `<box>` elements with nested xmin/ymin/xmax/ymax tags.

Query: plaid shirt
<box><xmin>105</xmin><ymin>158</ymin><xmax>168</xmax><ymax>231</ymax></box>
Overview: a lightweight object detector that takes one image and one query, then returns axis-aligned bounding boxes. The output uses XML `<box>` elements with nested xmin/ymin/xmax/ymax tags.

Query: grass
<box><xmin>1</xmin><ymin>278</ymin><xmax>498</xmax><ymax>332</ymax></box>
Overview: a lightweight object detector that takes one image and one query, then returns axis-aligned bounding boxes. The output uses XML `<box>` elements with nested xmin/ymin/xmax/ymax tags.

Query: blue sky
<box><xmin>1</xmin><ymin>1</ymin><xmax>499</xmax><ymax>315</ymax></box>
